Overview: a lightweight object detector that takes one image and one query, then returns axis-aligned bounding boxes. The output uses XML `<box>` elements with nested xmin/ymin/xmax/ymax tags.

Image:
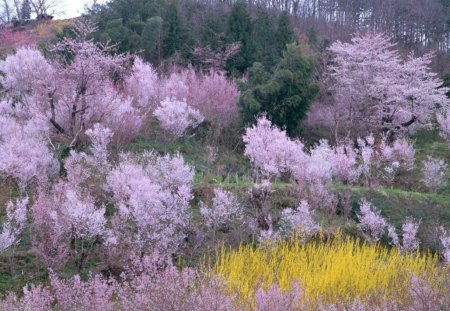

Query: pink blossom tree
<box><xmin>30</xmin><ymin>191</ymin><xmax>71</xmax><ymax>270</ymax></box>
<box><xmin>184</xmin><ymin>69</ymin><xmax>239</xmax><ymax>127</ymax></box>
<box><xmin>279</xmin><ymin>200</ymin><xmax>319</xmax><ymax>238</ymax></box>
<box><xmin>317</xmin><ymin>33</ymin><xmax>450</xmax><ymax>137</ymax></box>
<box><xmin>124</xmin><ymin>57</ymin><xmax>159</xmax><ymax>110</ymax></box>
<box><xmin>401</xmin><ymin>218</ymin><xmax>421</xmax><ymax>253</ymax></box>
<box><xmin>0</xmin><ymin>284</ymin><xmax>53</xmax><ymax>311</ymax></box>
<box><xmin>0</xmin><ymin>21</ymin><xmax>141</xmax><ymax>147</ymax></box>
<box><xmin>248</xmin><ymin>180</ymin><xmax>275</xmax><ymax>231</ymax></box>
<box><xmin>356</xmin><ymin>134</ymin><xmax>415</xmax><ymax>187</ymax></box>
<box><xmin>357</xmin><ymin>199</ymin><xmax>387</xmax><ymax>243</ymax></box>
<box><xmin>153</xmin><ymin>98</ymin><xmax>204</xmax><ymax>138</ymax></box>
<box><xmin>106</xmin><ymin>152</ymin><xmax>194</xmax><ymax>258</ymax></box>
<box><xmin>0</xmin><ymin>46</ymin><xmax>53</xmax><ymax>101</ymax></box>
<box><xmin>254</xmin><ymin>282</ymin><xmax>304</xmax><ymax>311</ymax></box>
<box><xmin>437</xmin><ymin>107</ymin><xmax>450</xmax><ymax>146</ymax></box>
<box><xmin>50</xmin><ymin>272</ymin><xmax>115</xmax><ymax>311</ymax></box>
<box><xmin>438</xmin><ymin>227</ymin><xmax>450</xmax><ymax>263</ymax></box>
<box><xmin>243</xmin><ymin>115</ymin><xmax>307</xmax><ymax>179</ymax></box>
<box><xmin>421</xmin><ymin>156</ymin><xmax>448</xmax><ymax>191</ymax></box>
<box><xmin>44</xmin><ymin>21</ymin><xmax>133</xmax><ymax>143</ymax></box>
<box><xmin>0</xmin><ymin>197</ymin><xmax>28</xmax><ymax>252</ymax></box>
<box><xmin>31</xmin><ymin>182</ymin><xmax>106</xmax><ymax>271</ymax></box>
<box><xmin>200</xmin><ymin>188</ymin><xmax>243</xmax><ymax>231</ymax></box>
<box><xmin>0</xmin><ymin>102</ymin><xmax>59</xmax><ymax>189</ymax></box>
<box><xmin>85</xmin><ymin>123</ymin><xmax>112</xmax><ymax>169</ymax></box>
<box><xmin>30</xmin><ymin>136</ymin><xmax>109</xmax><ymax>271</ymax></box>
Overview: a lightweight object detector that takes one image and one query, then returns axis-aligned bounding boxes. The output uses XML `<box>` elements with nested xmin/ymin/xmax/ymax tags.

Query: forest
<box><xmin>0</xmin><ymin>0</ymin><xmax>449</xmax><ymax>310</ymax></box>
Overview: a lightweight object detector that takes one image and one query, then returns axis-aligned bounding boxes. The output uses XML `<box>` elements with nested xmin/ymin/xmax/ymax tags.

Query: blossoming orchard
<box><xmin>0</xmin><ymin>2</ymin><xmax>449</xmax><ymax>309</ymax></box>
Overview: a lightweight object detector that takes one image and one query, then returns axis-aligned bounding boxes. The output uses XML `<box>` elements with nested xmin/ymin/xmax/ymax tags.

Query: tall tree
<box><xmin>240</xmin><ymin>43</ymin><xmax>319</xmax><ymax>134</ymax></box>
<box><xmin>275</xmin><ymin>11</ymin><xmax>295</xmax><ymax>57</ymax></box>
<box><xmin>142</xmin><ymin>16</ymin><xmax>163</xmax><ymax>64</ymax></box>
<box><xmin>252</xmin><ymin>9</ymin><xmax>276</xmax><ymax>69</ymax></box>
<box><xmin>320</xmin><ymin>33</ymin><xmax>450</xmax><ymax>136</ymax></box>
<box><xmin>162</xmin><ymin>3</ymin><xmax>183</xmax><ymax>57</ymax></box>
<box><xmin>0</xmin><ymin>0</ymin><xmax>13</xmax><ymax>23</ymax></box>
<box><xmin>30</xmin><ymin>0</ymin><xmax>58</xmax><ymax>17</ymax></box>
<box><xmin>226</xmin><ymin>2</ymin><xmax>253</xmax><ymax>75</ymax></box>
<box><xmin>20</xmin><ymin>0</ymin><xmax>30</xmax><ymax>21</ymax></box>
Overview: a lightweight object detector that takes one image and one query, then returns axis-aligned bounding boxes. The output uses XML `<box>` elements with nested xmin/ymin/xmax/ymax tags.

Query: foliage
<box><xmin>226</xmin><ymin>2</ymin><xmax>254</xmax><ymax>75</ymax></box>
<box><xmin>240</xmin><ymin>43</ymin><xmax>319</xmax><ymax>134</ymax></box>
<box><xmin>275</xmin><ymin>11</ymin><xmax>295</xmax><ymax>57</ymax></box>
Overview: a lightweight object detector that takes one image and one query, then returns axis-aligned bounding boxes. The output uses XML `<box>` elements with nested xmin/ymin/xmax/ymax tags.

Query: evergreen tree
<box><xmin>21</xmin><ymin>0</ymin><xmax>31</xmax><ymax>22</ymax></box>
<box><xmin>275</xmin><ymin>11</ymin><xmax>295</xmax><ymax>57</ymax></box>
<box><xmin>201</xmin><ymin>15</ymin><xmax>223</xmax><ymax>50</ymax></box>
<box><xmin>142</xmin><ymin>16</ymin><xmax>163</xmax><ymax>64</ymax></box>
<box><xmin>97</xmin><ymin>18</ymin><xmax>141</xmax><ymax>53</ymax></box>
<box><xmin>240</xmin><ymin>43</ymin><xmax>319</xmax><ymax>134</ymax></box>
<box><xmin>252</xmin><ymin>9</ymin><xmax>276</xmax><ymax>69</ymax></box>
<box><xmin>163</xmin><ymin>3</ymin><xmax>183</xmax><ymax>57</ymax></box>
<box><xmin>226</xmin><ymin>2</ymin><xmax>254</xmax><ymax>75</ymax></box>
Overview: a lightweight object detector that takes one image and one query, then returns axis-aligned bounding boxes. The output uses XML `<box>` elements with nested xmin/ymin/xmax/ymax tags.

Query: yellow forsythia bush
<box><xmin>212</xmin><ymin>235</ymin><xmax>439</xmax><ymax>306</ymax></box>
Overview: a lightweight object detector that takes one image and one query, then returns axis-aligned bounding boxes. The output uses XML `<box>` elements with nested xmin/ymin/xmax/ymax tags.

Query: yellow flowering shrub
<box><xmin>212</xmin><ymin>236</ymin><xmax>438</xmax><ymax>307</ymax></box>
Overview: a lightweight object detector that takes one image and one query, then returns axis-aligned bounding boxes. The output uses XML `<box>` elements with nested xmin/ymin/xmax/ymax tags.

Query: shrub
<box><xmin>213</xmin><ymin>236</ymin><xmax>437</xmax><ymax>305</ymax></box>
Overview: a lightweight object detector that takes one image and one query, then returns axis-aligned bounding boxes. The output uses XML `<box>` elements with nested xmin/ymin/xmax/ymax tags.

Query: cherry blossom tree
<box><xmin>421</xmin><ymin>156</ymin><xmax>448</xmax><ymax>191</ymax></box>
<box><xmin>387</xmin><ymin>224</ymin><xmax>399</xmax><ymax>247</ymax></box>
<box><xmin>401</xmin><ymin>218</ymin><xmax>420</xmax><ymax>253</ymax></box>
<box><xmin>85</xmin><ymin>123</ymin><xmax>112</xmax><ymax>169</ymax></box>
<box><xmin>30</xmin><ymin>135</ymin><xmax>109</xmax><ymax>270</ymax></box>
<box><xmin>124</xmin><ymin>57</ymin><xmax>159</xmax><ymax>110</ymax></box>
<box><xmin>0</xmin><ymin>47</ymin><xmax>53</xmax><ymax>101</ymax></box>
<box><xmin>0</xmin><ymin>197</ymin><xmax>28</xmax><ymax>252</ymax></box>
<box><xmin>243</xmin><ymin>115</ymin><xmax>307</xmax><ymax>179</ymax></box>
<box><xmin>158</xmin><ymin>67</ymin><xmax>240</xmax><ymax>127</ymax></box>
<box><xmin>200</xmin><ymin>188</ymin><xmax>243</xmax><ymax>230</ymax></box>
<box><xmin>184</xmin><ymin>69</ymin><xmax>239</xmax><ymax>126</ymax></box>
<box><xmin>31</xmin><ymin>182</ymin><xmax>106</xmax><ymax>271</ymax></box>
<box><xmin>438</xmin><ymin>226</ymin><xmax>450</xmax><ymax>263</ymax></box>
<box><xmin>317</xmin><ymin>33</ymin><xmax>450</xmax><ymax>136</ymax></box>
<box><xmin>0</xmin><ymin>21</ymin><xmax>141</xmax><ymax>146</ymax></box>
<box><xmin>357</xmin><ymin>199</ymin><xmax>387</xmax><ymax>243</ymax></box>
<box><xmin>31</xmin><ymin>191</ymin><xmax>71</xmax><ymax>270</ymax></box>
<box><xmin>356</xmin><ymin>134</ymin><xmax>415</xmax><ymax>187</ymax></box>
<box><xmin>248</xmin><ymin>180</ymin><xmax>275</xmax><ymax>231</ymax></box>
<box><xmin>50</xmin><ymin>272</ymin><xmax>115</xmax><ymax>311</ymax></box>
<box><xmin>153</xmin><ymin>98</ymin><xmax>204</xmax><ymax>138</ymax></box>
<box><xmin>106</xmin><ymin>152</ymin><xmax>194</xmax><ymax>258</ymax></box>
<box><xmin>437</xmin><ymin>107</ymin><xmax>450</xmax><ymax>146</ymax></box>
<box><xmin>0</xmin><ymin>102</ymin><xmax>59</xmax><ymax>189</ymax></box>
<box><xmin>279</xmin><ymin>200</ymin><xmax>319</xmax><ymax>238</ymax></box>
<box><xmin>0</xmin><ymin>284</ymin><xmax>53</xmax><ymax>311</ymax></box>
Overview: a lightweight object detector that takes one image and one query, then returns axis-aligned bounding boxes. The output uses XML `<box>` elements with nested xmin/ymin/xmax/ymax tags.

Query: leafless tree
<box><xmin>0</xmin><ymin>0</ymin><xmax>13</xmax><ymax>24</ymax></box>
<box><xmin>30</xmin><ymin>0</ymin><xmax>58</xmax><ymax>17</ymax></box>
